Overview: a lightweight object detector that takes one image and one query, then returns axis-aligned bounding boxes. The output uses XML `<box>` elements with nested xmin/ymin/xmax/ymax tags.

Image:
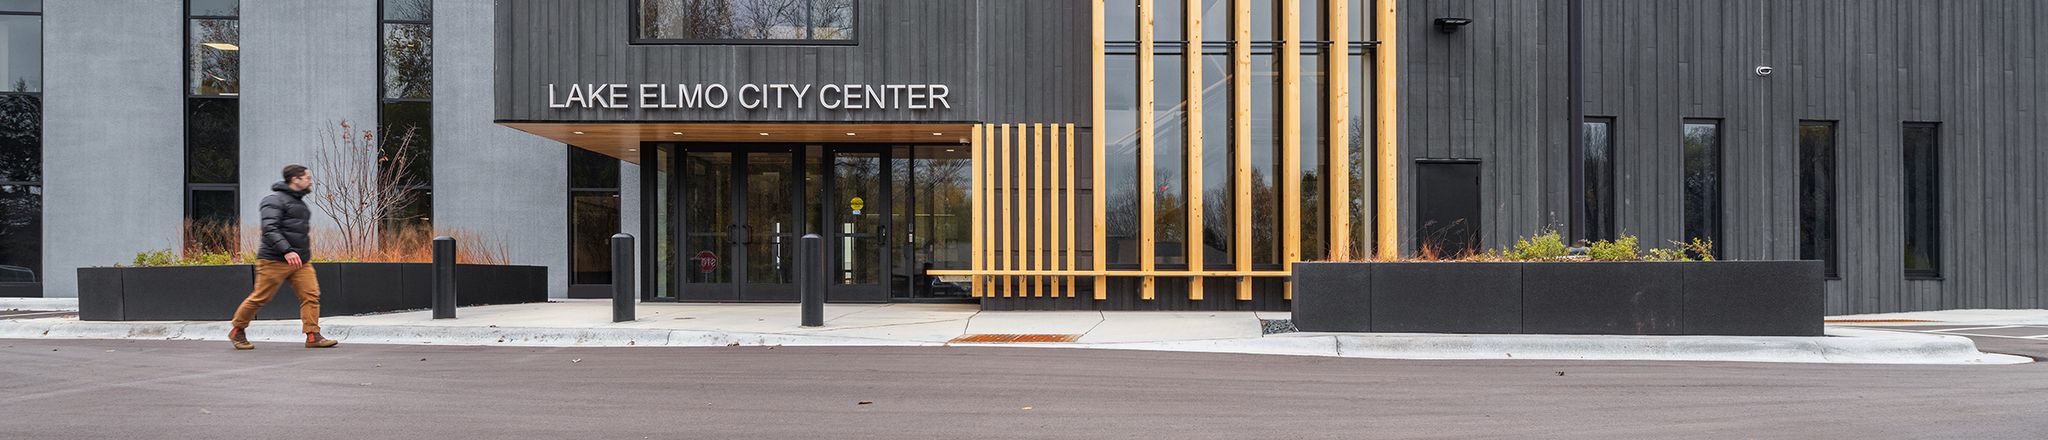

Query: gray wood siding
<box><xmin>1405</xmin><ymin>0</ymin><xmax>2048</xmax><ymax>314</ymax></box>
<box><xmin>494</xmin><ymin>0</ymin><xmax>1091</xmax><ymax>125</ymax></box>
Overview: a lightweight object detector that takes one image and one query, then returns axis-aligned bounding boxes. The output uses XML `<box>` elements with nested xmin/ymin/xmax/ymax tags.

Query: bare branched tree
<box><xmin>309</xmin><ymin>119</ymin><xmax>422</xmax><ymax>259</ymax></box>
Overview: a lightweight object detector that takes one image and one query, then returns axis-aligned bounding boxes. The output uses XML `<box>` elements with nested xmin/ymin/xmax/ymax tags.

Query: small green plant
<box><xmin>1506</xmin><ymin>230</ymin><xmax>1570</xmax><ymax>261</ymax></box>
<box><xmin>1681</xmin><ymin>237</ymin><xmax>1716</xmax><ymax>261</ymax></box>
<box><xmin>129</xmin><ymin>249</ymin><xmax>177</xmax><ymax>267</ymax></box>
<box><xmin>1586</xmin><ymin>235</ymin><xmax>1641</xmax><ymax>261</ymax></box>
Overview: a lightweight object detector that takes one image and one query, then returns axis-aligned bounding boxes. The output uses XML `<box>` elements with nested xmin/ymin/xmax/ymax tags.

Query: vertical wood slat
<box><xmin>1138</xmin><ymin>0</ymin><xmax>1158</xmax><ymax>300</ymax></box>
<box><xmin>1185</xmin><ymin>0</ymin><xmax>1206</xmax><ymax>301</ymax></box>
<box><xmin>1281</xmin><ymin>0</ymin><xmax>1302</xmax><ymax>300</ymax></box>
<box><xmin>1049</xmin><ymin>124</ymin><xmax>1062</xmax><ymax>296</ymax></box>
<box><xmin>1091</xmin><ymin>0</ymin><xmax>1108</xmax><ymax>301</ymax></box>
<box><xmin>984</xmin><ymin>123</ymin><xmax>997</xmax><ymax>297</ymax></box>
<box><xmin>1030</xmin><ymin>123</ymin><xmax>1043</xmax><ymax>297</ymax></box>
<box><xmin>1001</xmin><ymin>123</ymin><xmax>1013</xmax><ymax>297</ymax></box>
<box><xmin>1066</xmin><ymin>123</ymin><xmax>1078</xmax><ymax>298</ymax></box>
<box><xmin>970</xmin><ymin>124</ymin><xmax>983</xmax><ymax>297</ymax></box>
<box><xmin>1373</xmin><ymin>0</ymin><xmax>1398</xmax><ymax>260</ymax></box>
<box><xmin>1327</xmin><ymin>0</ymin><xmax>1351</xmax><ymax>261</ymax></box>
<box><xmin>1234</xmin><ymin>0</ymin><xmax>1254</xmax><ymax>301</ymax></box>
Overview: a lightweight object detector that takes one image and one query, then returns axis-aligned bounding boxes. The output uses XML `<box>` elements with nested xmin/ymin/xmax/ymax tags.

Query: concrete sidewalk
<box><xmin>0</xmin><ymin>299</ymin><xmax>2031</xmax><ymax>365</ymax></box>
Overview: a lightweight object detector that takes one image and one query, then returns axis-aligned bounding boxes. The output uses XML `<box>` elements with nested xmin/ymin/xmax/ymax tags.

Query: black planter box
<box><xmin>77</xmin><ymin>263</ymin><xmax>547</xmax><ymax>321</ymax></box>
<box><xmin>1293</xmin><ymin>260</ymin><xmax>1824</xmax><ymax>336</ymax></box>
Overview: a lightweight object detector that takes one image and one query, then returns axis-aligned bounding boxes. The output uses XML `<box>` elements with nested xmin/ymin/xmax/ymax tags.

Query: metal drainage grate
<box><xmin>949</xmin><ymin>334</ymin><xmax>1083</xmax><ymax>344</ymax></box>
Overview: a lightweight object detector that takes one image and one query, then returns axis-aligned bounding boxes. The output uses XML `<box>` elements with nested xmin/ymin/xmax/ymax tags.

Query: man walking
<box><xmin>227</xmin><ymin>164</ymin><xmax>338</xmax><ymax>349</ymax></box>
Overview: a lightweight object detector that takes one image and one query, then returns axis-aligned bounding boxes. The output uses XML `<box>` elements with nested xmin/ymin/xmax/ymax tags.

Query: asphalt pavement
<box><xmin>1</xmin><ymin>339</ymin><xmax>2043</xmax><ymax>439</ymax></box>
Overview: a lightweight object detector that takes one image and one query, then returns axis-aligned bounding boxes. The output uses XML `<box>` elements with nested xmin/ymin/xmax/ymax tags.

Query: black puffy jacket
<box><xmin>257</xmin><ymin>181</ymin><xmax>313</xmax><ymax>262</ymax></box>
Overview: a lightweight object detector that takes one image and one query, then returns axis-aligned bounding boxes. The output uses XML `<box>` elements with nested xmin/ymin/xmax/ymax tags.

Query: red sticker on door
<box><xmin>696</xmin><ymin>251</ymin><xmax>717</xmax><ymax>273</ymax></box>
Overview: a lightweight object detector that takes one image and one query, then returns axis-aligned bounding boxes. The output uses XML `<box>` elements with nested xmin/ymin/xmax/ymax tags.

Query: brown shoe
<box><xmin>305</xmin><ymin>332</ymin><xmax>338</xmax><ymax>348</ymax></box>
<box><xmin>229</xmin><ymin>328</ymin><xmax>253</xmax><ymax>350</ymax></box>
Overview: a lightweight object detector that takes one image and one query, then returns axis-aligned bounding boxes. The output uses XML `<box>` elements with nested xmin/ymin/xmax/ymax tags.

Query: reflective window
<box><xmin>636</xmin><ymin>0</ymin><xmax>857</xmax><ymax>43</ymax></box>
<box><xmin>189</xmin><ymin>0</ymin><xmax>237</xmax><ymax>17</ymax></box>
<box><xmin>1299</xmin><ymin>53</ymin><xmax>1325</xmax><ymax>261</ymax></box>
<box><xmin>1199</xmin><ymin>53</ymin><xmax>1231</xmax><ymax>268</ymax></box>
<box><xmin>0</xmin><ymin>87</ymin><xmax>35</xmax><ymax>183</ymax></box>
<box><xmin>1154</xmin><ymin>0</ymin><xmax>1183</xmax><ymax>42</ymax></box>
<box><xmin>0</xmin><ymin>183</ymin><xmax>36</xmax><ymax>282</ymax></box>
<box><xmin>381</xmin><ymin>0</ymin><xmax>432</xmax><ymax>239</ymax></box>
<box><xmin>1250</xmin><ymin>54</ymin><xmax>1277</xmax><ymax>265</ymax></box>
<box><xmin>0</xmin><ymin>1</ymin><xmax>37</xmax><ymax>13</ymax></box>
<box><xmin>382</xmin><ymin>23</ymin><xmax>432</xmax><ymax>100</ymax></box>
<box><xmin>1198</xmin><ymin>0</ymin><xmax>1229</xmax><ymax>41</ymax></box>
<box><xmin>570</xmin><ymin>147</ymin><xmax>622</xmax><ymax>285</ymax></box>
<box><xmin>383</xmin><ymin>0</ymin><xmax>431</xmax><ymax>21</ymax></box>
<box><xmin>379</xmin><ymin>100</ymin><xmax>432</xmax><ymax>187</ymax></box>
<box><xmin>1681</xmin><ymin>120</ymin><xmax>1721</xmax><ymax>249</ymax></box>
<box><xmin>185</xmin><ymin>98</ymin><xmax>237</xmax><ymax>185</ymax></box>
<box><xmin>1104</xmin><ymin>55</ymin><xmax>1139</xmax><ymax>265</ymax></box>
<box><xmin>1584</xmin><ymin>118</ymin><xmax>1616</xmax><ymax>241</ymax></box>
<box><xmin>1903</xmin><ymin>122</ymin><xmax>1940</xmax><ymax>277</ymax></box>
<box><xmin>185</xmin><ymin>2</ymin><xmax>238</xmax><ymax>252</ymax></box>
<box><xmin>1798</xmin><ymin>121</ymin><xmax>1838</xmax><ymax>278</ymax></box>
<box><xmin>1154</xmin><ymin>54</ymin><xmax>1186</xmax><ymax>265</ymax></box>
<box><xmin>188</xmin><ymin>19</ymin><xmax>239</xmax><ymax>96</ymax></box>
<box><xmin>0</xmin><ymin>14</ymin><xmax>39</xmax><ymax>92</ymax></box>
<box><xmin>1348</xmin><ymin>52</ymin><xmax>1369</xmax><ymax>254</ymax></box>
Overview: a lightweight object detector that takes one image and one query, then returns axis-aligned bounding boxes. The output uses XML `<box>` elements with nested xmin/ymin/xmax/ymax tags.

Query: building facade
<box><xmin>2</xmin><ymin>0</ymin><xmax>2045</xmax><ymax>315</ymax></box>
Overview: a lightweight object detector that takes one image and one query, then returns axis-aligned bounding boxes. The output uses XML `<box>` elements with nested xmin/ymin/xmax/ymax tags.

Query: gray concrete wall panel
<box><xmin>40</xmin><ymin>1</ymin><xmax>188</xmax><ymax>297</ymax></box>
<box><xmin>441</xmin><ymin>0</ymin><xmax>571</xmax><ymax>298</ymax></box>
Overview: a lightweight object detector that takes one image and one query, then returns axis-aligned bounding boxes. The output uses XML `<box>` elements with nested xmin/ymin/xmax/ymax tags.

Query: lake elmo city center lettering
<box><xmin>547</xmin><ymin>83</ymin><xmax>953</xmax><ymax>111</ymax></box>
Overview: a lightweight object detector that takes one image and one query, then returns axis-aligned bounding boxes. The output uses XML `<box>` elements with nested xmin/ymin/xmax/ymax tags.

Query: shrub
<box><xmin>1587</xmin><ymin>235</ymin><xmax>1641</xmax><ymax>261</ymax></box>
<box><xmin>1507</xmin><ymin>230</ymin><xmax>1570</xmax><ymax>261</ymax></box>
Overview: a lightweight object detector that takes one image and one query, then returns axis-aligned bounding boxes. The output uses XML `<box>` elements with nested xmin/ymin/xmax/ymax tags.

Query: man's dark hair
<box><xmin>282</xmin><ymin>164</ymin><xmax>309</xmax><ymax>181</ymax></box>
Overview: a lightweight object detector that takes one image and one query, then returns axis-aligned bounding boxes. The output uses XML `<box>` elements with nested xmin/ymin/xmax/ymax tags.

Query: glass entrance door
<box><xmin>675</xmin><ymin>145</ymin><xmax>803</xmax><ymax>301</ymax></box>
<box><xmin>824</xmin><ymin>146</ymin><xmax>891</xmax><ymax>302</ymax></box>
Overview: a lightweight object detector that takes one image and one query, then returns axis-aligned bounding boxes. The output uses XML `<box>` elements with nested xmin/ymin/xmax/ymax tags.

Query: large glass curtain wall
<box><xmin>1104</xmin><ymin>0</ymin><xmax>1355</xmax><ymax>277</ymax></box>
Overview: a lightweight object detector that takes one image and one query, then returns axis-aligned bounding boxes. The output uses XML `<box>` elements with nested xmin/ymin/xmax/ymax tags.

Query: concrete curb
<box><xmin>0</xmin><ymin>298</ymin><xmax>79</xmax><ymax>312</ymax></box>
<box><xmin>0</xmin><ymin>319</ymin><xmax>2026</xmax><ymax>365</ymax></box>
<box><xmin>1048</xmin><ymin>327</ymin><xmax>2028</xmax><ymax>365</ymax></box>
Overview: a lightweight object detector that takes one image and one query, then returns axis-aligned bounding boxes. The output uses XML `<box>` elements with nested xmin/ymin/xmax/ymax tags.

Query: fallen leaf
<box><xmin>200</xmin><ymin>408</ymin><xmax>212</xmax><ymax>415</ymax></box>
<box><xmin>571</xmin><ymin>359</ymin><xmax>583</xmax><ymax>363</ymax></box>
<box><xmin>727</xmin><ymin>342</ymin><xmax>741</xmax><ymax>347</ymax></box>
<box><xmin>1556</xmin><ymin>372</ymin><xmax>1566</xmax><ymax>376</ymax></box>
<box><xmin>858</xmin><ymin>401</ymin><xmax>873</xmax><ymax>405</ymax></box>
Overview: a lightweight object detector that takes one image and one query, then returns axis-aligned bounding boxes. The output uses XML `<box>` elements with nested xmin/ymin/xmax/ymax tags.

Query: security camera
<box><xmin>1755</xmin><ymin>66</ymin><xmax>1774</xmax><ymax>77</ymax></box>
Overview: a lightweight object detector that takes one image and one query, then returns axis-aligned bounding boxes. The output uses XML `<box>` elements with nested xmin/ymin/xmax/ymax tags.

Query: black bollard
<box><xmin>612</xmin><ymin>233</ymin><xmax>635</xmax><ymax>322</ymax></box>
<box><xmin>799</xmin><ymin>233</ymin><xmax>823</xmax><ymax>327</ymax></box>
<box><xmin>431</xmin><ymin>236</ymin><xmax>457</xmax><ymax>319</ymax></box>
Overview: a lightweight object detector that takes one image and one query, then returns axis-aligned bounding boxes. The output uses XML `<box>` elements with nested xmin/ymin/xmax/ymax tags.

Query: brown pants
<box><xmin>231</xmin><ymin>260</ymin><xmax>321</xmax><ymax>334</ymax></box>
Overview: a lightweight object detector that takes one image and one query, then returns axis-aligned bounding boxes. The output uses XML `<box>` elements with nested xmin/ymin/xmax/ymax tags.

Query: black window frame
<box><xmin>627</xmin><ymin>0</ymin><xmax>860</xmax><ymax>46</ymax></box>
<box><xmin>1798</xmin><ymin>120</ymin><xmax>1840</xmax><ymax>279</ymax></box>
<box><xmin>1680</xmin><ymin>118</ymin><xmax>1722</xmax><ymax>253</ymax></box>
<box><xmin>378</xmin><ymin>0</ymin><xmax>433</xmax><ymax>235</ymax></box>
<box><xmin>1582</xmin><ymin>116</ymin><xmax>1617</xmax><ymax>242</ymax></box>
<box><xmin>183</xmin><ymin>0</ymin><xmax>239</xmax><ymax>253</ymax></box>
<box><xmin>1902</xmin><ymin>121</ymin><xmax>1942</xmax><ymax>279</ymax></box>
<box><xmin>0</xmin><ymin>3</ymin><xmax>40</xmax><ymax>286</ymax></box>
<box><xmin>568</xmin><ymin>146</ymin><xmax>622</xmax><ymax>288</ymax></box>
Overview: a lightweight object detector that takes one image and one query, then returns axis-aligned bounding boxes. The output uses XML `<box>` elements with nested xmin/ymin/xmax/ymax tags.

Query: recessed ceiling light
<box><xmin>758</xmin><ymin>132</ymin><xmax>770</xmax><ymax>136</ymax></box>
<box><xmin>945</xmin><ymin>148</ymin><xmax>957</xmax><ymax>152</ymax></box>
<box><xmin>627</xmin><ymin>148</ymin><xmax>637</xmax><ymax>152</ymax></box>
<box><xmin>572</xmin><ymin>131</ymin><xmax>585</xmax><ymax>135</ymax></box>
<box><xmin>671</xmin><ymin>132</ymin><xmax>683</xmax><ymax>135</ymax></box>
<box><xmin>932</xmin><ymin>132</ymin><xmax>944</xmax><ymax>136</ymax></box>
<box><xmin>845</xmin><ymin>132</ymin><xmax>857</xmax><ymax>136</ymax></box>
